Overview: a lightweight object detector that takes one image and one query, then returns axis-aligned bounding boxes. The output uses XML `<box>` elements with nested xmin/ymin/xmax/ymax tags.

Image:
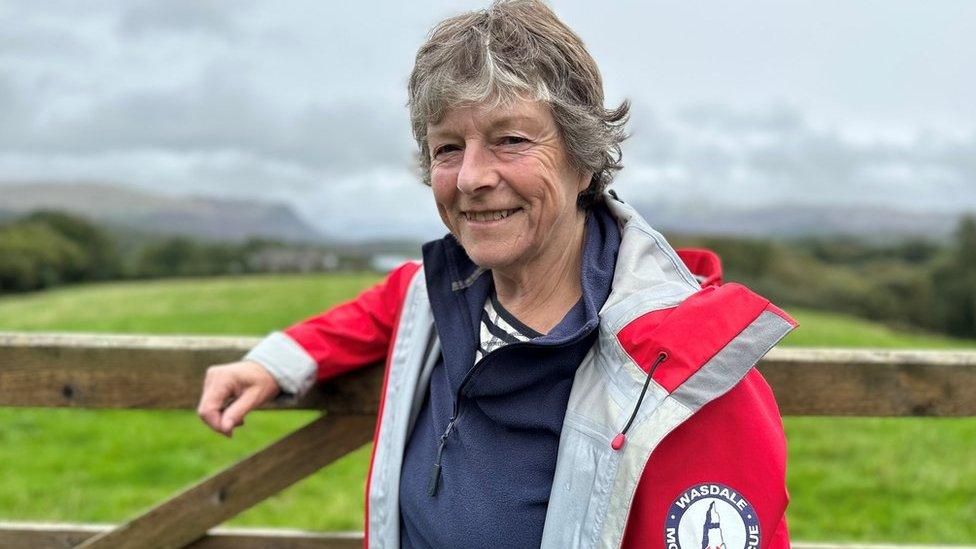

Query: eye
<box><xmin>432</xmin><ymin>144</ymin><xmax>461</xmax><ymax>158</ymax></box>
<box><xmin>500</xmin><ymin>135</ymin><xmax>529</xmax><ymax>146</ymax></box>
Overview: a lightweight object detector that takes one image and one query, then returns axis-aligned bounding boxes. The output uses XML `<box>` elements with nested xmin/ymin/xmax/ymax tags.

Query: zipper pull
<box><xmin>612</xmin><ymin>351</ymin><xmax>668</xmax><ymax>451</ymax></box>
<box><xmin>428</xmin><ymin>417</ymin><xmax>457</xmax><ymax>497</ymax></box>
<box><xmin>427</xmin><ymin>458</ymin><xmax>443</xmax><ymax>497</ymax></box>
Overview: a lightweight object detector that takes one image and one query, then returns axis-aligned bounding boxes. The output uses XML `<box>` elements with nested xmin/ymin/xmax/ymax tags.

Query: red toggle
<box><xmin>611</xmin><ymin>433</ymin><xmax>626</xmax><ymax>451</ymax></box>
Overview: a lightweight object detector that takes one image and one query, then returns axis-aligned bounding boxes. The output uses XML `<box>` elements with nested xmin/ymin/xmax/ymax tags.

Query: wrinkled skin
<box><xmin>427</xmin><ymin>100</ymin><xmax>589</xmax><ymax>273</ymax></box>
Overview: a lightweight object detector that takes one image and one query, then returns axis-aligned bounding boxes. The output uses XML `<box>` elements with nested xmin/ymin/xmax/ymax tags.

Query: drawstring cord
<box><xmin>611</xmin><ymin>351</ymin><xmax>668</xmax><ymax>451</ymax></box>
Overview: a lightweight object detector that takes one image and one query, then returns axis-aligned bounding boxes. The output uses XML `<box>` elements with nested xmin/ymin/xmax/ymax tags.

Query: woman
<box><xmin>197</xmin><ymin>1</ymin><xmax>797</xmax><ymax>548</ymax></box>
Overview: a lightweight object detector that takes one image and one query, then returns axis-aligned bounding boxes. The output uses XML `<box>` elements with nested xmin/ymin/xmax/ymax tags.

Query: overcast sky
<box><xmin>1</xmin><ymin>0</ymin><xmax>974</xmax><ymax>239</ymax></box>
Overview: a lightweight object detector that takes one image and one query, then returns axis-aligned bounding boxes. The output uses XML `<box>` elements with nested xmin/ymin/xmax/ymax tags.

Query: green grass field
<box><xmin>1</xmin><ymin>274</ymin><xmax>974</xmax><ymax>542</ymax></box>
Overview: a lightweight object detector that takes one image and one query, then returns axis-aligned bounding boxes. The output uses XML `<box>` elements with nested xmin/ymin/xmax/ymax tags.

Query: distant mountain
<box><xmin>635</xmin><ymin>200</ymin><xmax>966</xmax><ymax>242</ymax></box>
<box><xmin>4</xmin><ymin>182</ymin><xmax>968</xmax><ymax>244</ymax></box>
<box><xmin>0</xmin><ymin>182</ymin><xmax>325</xmax><ymax>243</ymax></box>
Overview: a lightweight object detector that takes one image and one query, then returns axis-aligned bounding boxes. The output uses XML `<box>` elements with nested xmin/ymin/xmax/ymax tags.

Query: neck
<box><xmin>491</xmin><ymin>211</ymin><xmax>587</xmax><ymax>335</ymax></box>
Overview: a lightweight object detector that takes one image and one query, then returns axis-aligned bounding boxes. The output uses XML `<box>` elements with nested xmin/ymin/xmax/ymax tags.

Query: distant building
<box><xmin>245</xmin><ymin>248</ymin><xmax>339</xmax><ymax>273</ymax></box>
<box><xmin>370</xmin><ymin>254</ymin><xmax>418</xmax><ymax>273</ymax></box>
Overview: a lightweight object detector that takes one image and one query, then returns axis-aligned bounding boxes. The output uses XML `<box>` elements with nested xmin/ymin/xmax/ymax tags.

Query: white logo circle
<box><xmin>664</xmin><ymin>483</ymin><xmax>760</xmax><ymax>549</ymax></box>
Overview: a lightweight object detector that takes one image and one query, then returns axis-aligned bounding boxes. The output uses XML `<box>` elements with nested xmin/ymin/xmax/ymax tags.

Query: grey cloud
<box><xmin>3</xmin><ymin>1</ymin><xmax>976</xmax><ymax>238</ymax></box>
<box><xmin>284</xmin><ymin>101</ymin><xmax>416</xmax><ymax>171</ymax></box>
<box><xmin>0</xmin><ymin>76</ymin><xmax>32</xmax><ymax>140</ymax></box>
<box><xmin>117</xmin><ymin>0</ymin><xmax>242</xmax><ymax>38</ymax></box>
<box><xmin>0</xmin><ymin>64</ymin><xmax>415</xmax><ymax>176</ymax></box>
<box><xmin>3</xmin><ymin>0</ymin><xmax>118</xmax><ymax>16</ymax></box>
<box><xmin>4</xmin><ymin>0</ymin><xmax>418</xmax><ymax>168</ymax></box>
<box><xmin>0</xmin><ymin>24</ymin><xmax>90</xmax><ymax>57</ymax></box>
<box><xmin>677</xmin><ymin>104</ymin><xmax>805</xmax><ymax>135</ymax></box>
<box><xmin>621</xmin><ymin>103</ymin><xmax>976</xmax><ymax>213</ymax></box>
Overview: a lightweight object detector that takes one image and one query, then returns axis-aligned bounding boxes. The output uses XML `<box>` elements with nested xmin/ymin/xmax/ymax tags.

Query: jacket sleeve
<box><xmin>244</xmin><ymin>261</ymin><xmax>421</xmax><ymax>396</ymax></box>
<box><xmin>621</xmin><ymin>368</ymin><xmax>791</xmax><ymax>549</ymax></box>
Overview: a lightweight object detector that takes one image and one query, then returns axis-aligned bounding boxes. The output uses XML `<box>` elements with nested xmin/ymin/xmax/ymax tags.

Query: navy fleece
<box><xmin>399</xmin><ymin>203</ymin><xmax>621</xmax><ymax>548</ymax></box>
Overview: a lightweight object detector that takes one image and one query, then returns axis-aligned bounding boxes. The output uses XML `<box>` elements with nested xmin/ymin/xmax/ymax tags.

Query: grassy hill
<box><xmin>0</xmin><ymin>274</ymin><xmax>974</xmax><ymax>542</ymax></box>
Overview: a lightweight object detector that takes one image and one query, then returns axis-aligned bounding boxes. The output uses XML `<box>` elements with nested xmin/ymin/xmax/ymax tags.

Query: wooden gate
<box><xmin>1</xmin><ymin>332</ymin><xmax>974</xmax><ymax>548</ymax></box>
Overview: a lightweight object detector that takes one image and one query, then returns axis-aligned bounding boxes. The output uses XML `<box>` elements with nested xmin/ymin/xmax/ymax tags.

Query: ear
<box><xmin>577</xmin><ymin>171</ymin><xmax>593</xmax><ymax>193</ymax></box>
<box><xmin>575</xmin><ymin>173</ymin><xmax>598</xmax><ymax>210</ymax></box>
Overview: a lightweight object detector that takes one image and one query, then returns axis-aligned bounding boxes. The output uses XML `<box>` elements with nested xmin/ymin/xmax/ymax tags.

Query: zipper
<box><xmin>426</xmin><ymin>347</ymin><xmax>493</xmax><ymax>497</ymax></box>
<box><xmin>426</xmin><ymin>332</ymin><xmax>594</xmax><ymax>497</ymax></box>
<box><xmin>426</xmin><ymin>348</ymin><xmax>497</xmax><ymax>496</ymax></box>
<box><xmin>426</xmin><ymin>415</ymin><xmax>457</xmax><ymax>496</ymax></box>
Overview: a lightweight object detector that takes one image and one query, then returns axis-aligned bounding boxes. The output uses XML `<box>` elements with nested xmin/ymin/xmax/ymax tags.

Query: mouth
<box><xmin>461</xmin><ymin>207</ymin><xmax>522</xmax><ymax>223</ymax></box>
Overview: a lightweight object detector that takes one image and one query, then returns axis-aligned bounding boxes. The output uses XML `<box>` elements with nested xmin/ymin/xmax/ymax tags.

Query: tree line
<box><xmin>675</xmin><ymin>216</ymin><xmax>976</xmax><ymax>338</ymax></box>
<box><xmin>0</xmin><ymin>210</ymin><xmax>369</xmax><ymax>292</ymax></box>
<box><xmin>2</xmin><ymin>209</ymin><xmax>975</xmax><ymax>338</ymax></box>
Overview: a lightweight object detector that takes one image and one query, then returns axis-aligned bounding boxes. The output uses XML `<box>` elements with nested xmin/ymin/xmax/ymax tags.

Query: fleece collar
<box><xmin>420</xmin><ymin>202</ymin><xmax>621</xmax><ymax>395</ymax></box>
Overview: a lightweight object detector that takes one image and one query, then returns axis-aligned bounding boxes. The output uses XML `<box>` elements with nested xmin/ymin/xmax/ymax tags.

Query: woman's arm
<box><xmin>196</xmin><ymin>260</ymin><xmax>421</xmax><ymax>436</ymax></box>
<box><xmin>269</xmin><ymin>260</ymin><xmax>422</xmax><ymax>390</ymax></box>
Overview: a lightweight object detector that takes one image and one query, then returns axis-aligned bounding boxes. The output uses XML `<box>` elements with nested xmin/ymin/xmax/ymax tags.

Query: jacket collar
<box><xmin>600</xmin><ymin>192</ymin><xmax>789</xmax><ymax>395</ymax></box>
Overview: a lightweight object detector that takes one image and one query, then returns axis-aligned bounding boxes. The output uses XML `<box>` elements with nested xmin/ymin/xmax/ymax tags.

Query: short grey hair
<box><xmin>408</xmin><ymin>0</ymin><xmax>629</xmax><ymax>209</ymax></box>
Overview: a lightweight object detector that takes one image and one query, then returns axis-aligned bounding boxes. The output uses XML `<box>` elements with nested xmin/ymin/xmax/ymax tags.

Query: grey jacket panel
<box><xmin>367</xmin><ymin>268</ymin><xmax>434</xmax><ymax>549</ymax></box>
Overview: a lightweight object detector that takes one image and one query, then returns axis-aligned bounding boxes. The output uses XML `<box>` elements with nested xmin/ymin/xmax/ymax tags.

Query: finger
<box><xmin>219</xmin><ymin>386</ymin><xmax>264</xmax><ymax>436</ymax></box>
<box><xmin>197</xmin><ymin>378</ymin><xmax>236</xmax><ymax>434</ymax></box>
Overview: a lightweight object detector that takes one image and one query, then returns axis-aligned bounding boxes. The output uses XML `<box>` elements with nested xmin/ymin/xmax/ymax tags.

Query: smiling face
<box><xmin>427</xmin><ymin>100</ymin><xmax>590</xmax><ymax>271</ymax></box>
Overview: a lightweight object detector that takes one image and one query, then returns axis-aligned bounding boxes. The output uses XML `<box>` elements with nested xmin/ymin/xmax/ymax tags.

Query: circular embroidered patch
<box><xmin>663</xmin><ymin>483</ymin><xmax>760</xmax><ymax>549</ymax></box>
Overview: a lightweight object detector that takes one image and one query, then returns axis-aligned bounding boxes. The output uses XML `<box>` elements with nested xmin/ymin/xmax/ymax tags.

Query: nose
<box><xmin>455</xmin><ymin>142</ymin><xmax>500</xmax><ymax>194</ymax></box>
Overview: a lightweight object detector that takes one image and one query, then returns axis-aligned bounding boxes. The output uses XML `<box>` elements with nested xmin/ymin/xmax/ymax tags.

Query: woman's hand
<box><xmin>196</xmin><ymin>360</ymin><xmax>280</xmax><ymax>437</ymax></box>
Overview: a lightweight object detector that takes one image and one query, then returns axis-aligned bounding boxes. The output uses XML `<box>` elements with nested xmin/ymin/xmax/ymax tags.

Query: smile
<box><xmin>462</xmin><ymin>208</ymin><xmax>522</xmax><ymax>222</ymax></box>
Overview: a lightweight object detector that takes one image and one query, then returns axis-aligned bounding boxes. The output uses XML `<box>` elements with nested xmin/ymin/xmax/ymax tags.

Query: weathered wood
<box><xmin>3</xmin><ymin>332</ymin><xmax>976</xmax><ymax>416</ymax></box>
<box><xmin>0</xmin><ymin>332</ymin><xmax>382</xmax><ymax>414</ymax></box>
<box><xmin>0</xmin><ymin>522</ymin><xmax>362</xmax><ymax>549</ymax></box>
<box><xmin>759</xmin><ymin>347</ymin><xmax>976</xmax><ymax>416</ymax></box>
<box><xmin>0</xmin><ymin>523</ymin><xmax>970</xmax><ymax>549</ymax></box>
<box><xmin>73</xmin><ymin>413</ymin><xmax>375</xmax><ymax>549</ymax></box>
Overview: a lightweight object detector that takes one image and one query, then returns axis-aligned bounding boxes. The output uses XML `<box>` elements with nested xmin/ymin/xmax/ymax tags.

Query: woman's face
<box><xmin>427</xmin><ymin>100</ymin><xmax>588</xmax><ymax>270</ymax></box>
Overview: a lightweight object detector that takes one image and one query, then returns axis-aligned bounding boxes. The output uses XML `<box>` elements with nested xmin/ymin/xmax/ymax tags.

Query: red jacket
<box><xmin>249</xmin><ymin>199</ymin><xmax>796</xmax><ymax>548</ymax></box>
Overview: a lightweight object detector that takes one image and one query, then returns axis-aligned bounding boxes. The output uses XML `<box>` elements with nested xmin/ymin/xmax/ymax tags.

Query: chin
<box><xmin>461</xmin><ymin>243</ymin><xmax>520</xmax><ymax>270</ymax></box>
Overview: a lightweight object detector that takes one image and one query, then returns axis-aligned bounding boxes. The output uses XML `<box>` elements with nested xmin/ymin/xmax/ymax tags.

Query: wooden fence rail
<box><xmin>1</xmin><ymin>331</ymin><xmax>975</xmax><ymax>548</ymax></box>
<box><xmin>2</xmin><ymin>332</ymin><xmax>975</xmax><ymax>416</ymax></box>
